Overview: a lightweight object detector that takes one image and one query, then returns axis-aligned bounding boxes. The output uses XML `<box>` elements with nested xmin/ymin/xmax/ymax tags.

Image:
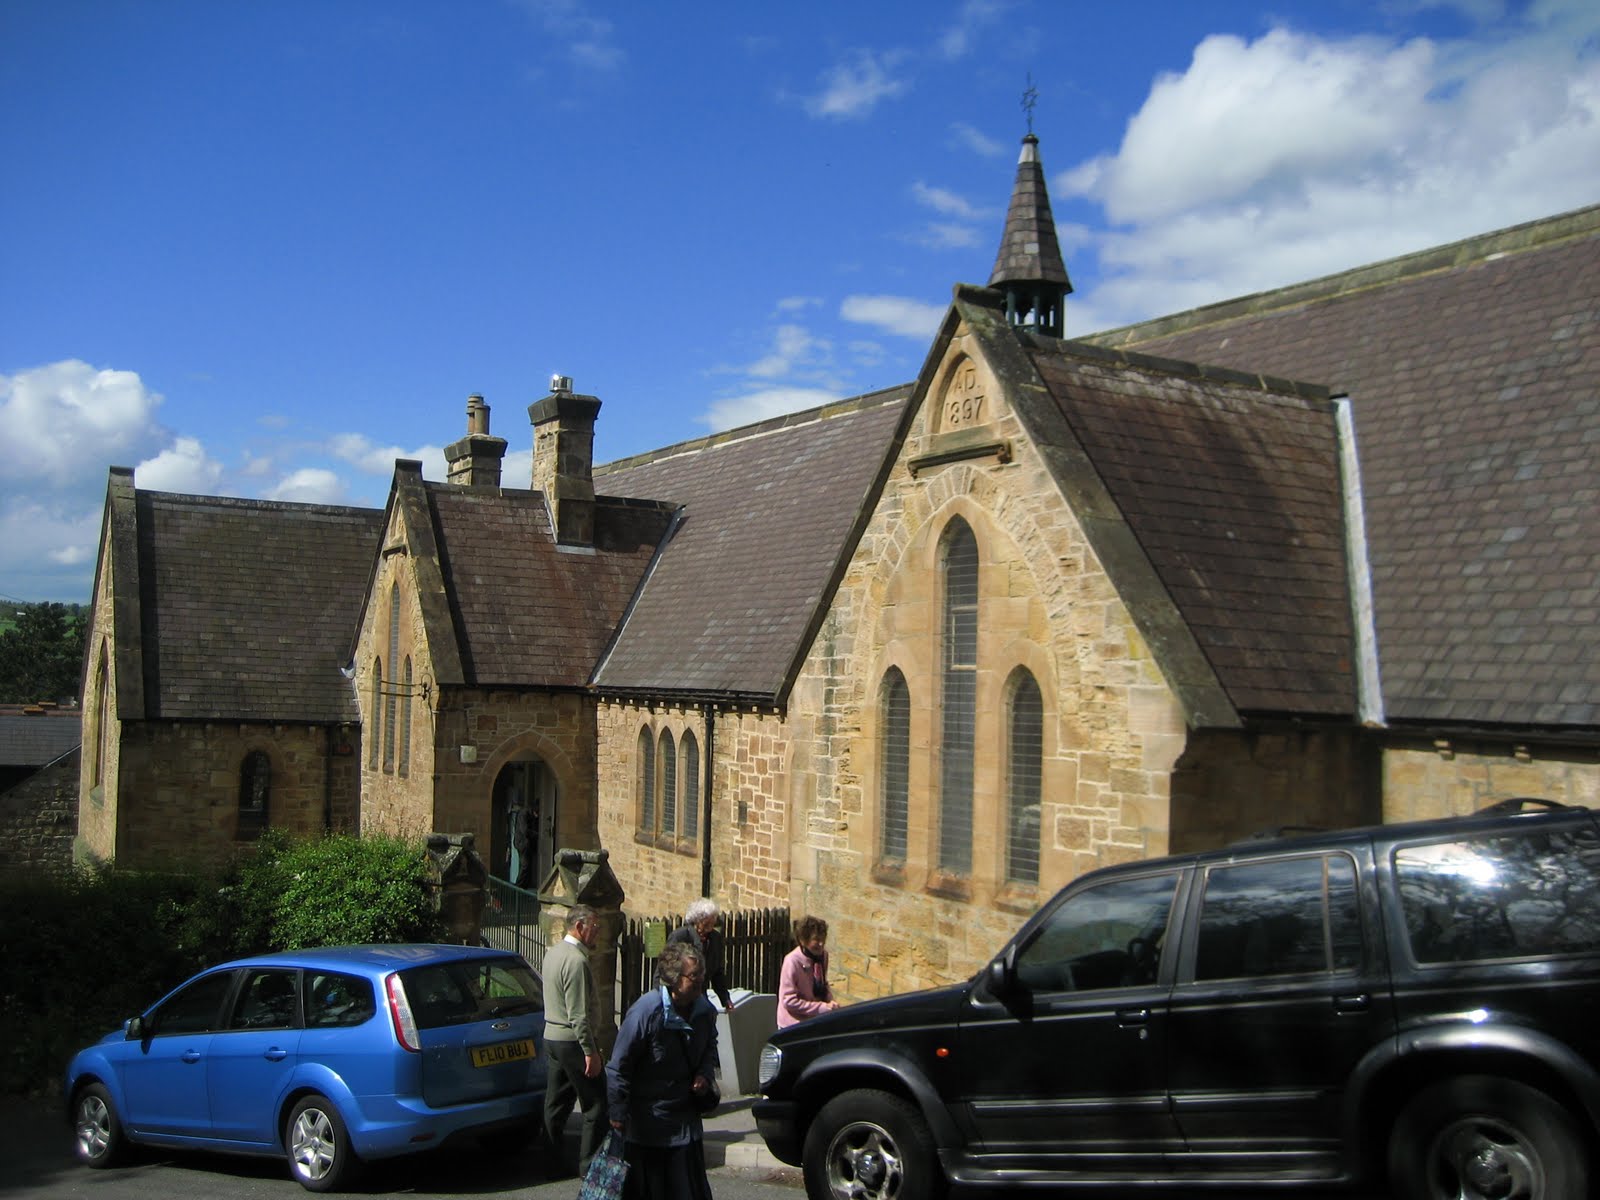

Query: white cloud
<box><xmin>134</xmin><ymin>437</ymin><xmax>224</xmax><ymax>495</ymax></box>
<box><xmin>0</xmin><ymin>498</ymin><xmax>102</xmax><ymax>600</ymax></box>
<box><xmin>700</xmin><ymin>386</ymin><xmax>847</xmax><ymax>433</ymax></box>
<box><xmin>0</xmin><ymin>360</ymin><xmax>168</xmax><ymax>485</ymax></box>
<box><xmin>328</xmin><ymin>433</ymin><xmax>447</xmax><ymax>479</ymax></box>
<box><xmin>840</xmin><ymin>294</ymin><xmax>947</xmax><ymax>339</ymax></box>
<box><xmin>936</xmin><ymin>0</ymin><xmax>1009</xmax><ymax>61</ymax></box>
<box><xmin>949</xmin><ymin>121</ymin><xmax>1006</xmax><ymax>157</ymax></box>
<box><xmin>805</xmin><ymin>50</ymin><xmax>909</xmax><ymax>119</ymax></box>
<box><xmin>263</xmin><ymin>468</ymin><xmax>348</xmax><ymax>505</ymax></box>
<box><xmin>912</xmin><ymin>181</ymin><xmax>986</xmax><ymax>220</ymax></box>
<box><xmin>1061</xmin><ymin>12</ymin><xmax>1600</xmax><ymax>331</ymax></box>
<box><xmin>912</xmin><ymin>222</ymin><xmax>983</xmax><ymax>250</ymax></box>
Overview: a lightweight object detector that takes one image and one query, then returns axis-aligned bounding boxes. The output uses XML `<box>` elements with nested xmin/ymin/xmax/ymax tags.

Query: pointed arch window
<box><xmin>239</xmin><ymin>751</ymin><xmax>270</xmax><ymax>840</ymax></box>
<box><xmin>880</xmin><ymin>668</ymin><xmax>910</xmax><ymax>864</ymax></box>
<box><xmin>399</xmin><ymin>657</ymin><xmax>413</xmax><ymax>778</ymax></box>
<box><xmin>939</xmin><ymin>519</ymin><xmax>978</xmax><ymax>875</ymax></box>
<box><xmin>383</xmin><ymin>584</ymin><xmax>399</xmax><ymax>774</ymax></box>
<box><xmin>369</xmin><ymin>658</ymin><xmax>382</xmax><ymax>769</ymax></box>
<box><xmin>637</xmin><ymin>727</ymin><xmax>655</xmax><ymax>836</ymax></box>
<box><xmin>681</xmin><ymin>730</ymin><xmax>700</xmax><ymax>841</ymax></box>
<box><xmin>659</xmin><ymin>730</ymin><xmax>678</xmax><ymax>840</ymax></box>
<box><xmin>90</xmin><ymin>642</ymin><xmax>109</xmax><ymax>793</ymax></box>
<box><xmin>1006</xmin><ymin>670</ymin><xmax>1043</xmax><ymax>885</ymax></box>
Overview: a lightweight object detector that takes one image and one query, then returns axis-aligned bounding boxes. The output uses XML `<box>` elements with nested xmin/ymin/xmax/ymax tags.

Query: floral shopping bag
<box><xmin>576</xmin><ymin>1129</ymin><xmax>629</xmax><ymax>1200</ymax></box>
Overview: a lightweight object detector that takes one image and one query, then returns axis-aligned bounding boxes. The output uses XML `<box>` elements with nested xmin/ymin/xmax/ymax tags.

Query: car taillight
<box><xmin>386</xmin><ymin>973</ymin><xmax>420</xmax><ymax>1053</ymax></box>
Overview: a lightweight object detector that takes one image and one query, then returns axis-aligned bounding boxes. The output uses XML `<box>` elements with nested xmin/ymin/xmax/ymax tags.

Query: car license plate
<box><xmin>471</xmin><ymin>1038</ymin><xmax>535</xmax><ymax>1068</ymax></box>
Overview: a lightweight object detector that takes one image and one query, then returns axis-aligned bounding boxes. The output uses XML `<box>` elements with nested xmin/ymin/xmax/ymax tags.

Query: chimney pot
<box><xmin>551</xmin><ymin>374</ymin><xmax>573</xmax><ymax>394</ymax></box>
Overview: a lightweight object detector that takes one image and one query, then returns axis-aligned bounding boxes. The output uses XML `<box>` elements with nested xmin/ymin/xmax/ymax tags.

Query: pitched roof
<box><xmin>424</xmin><ymin>484</ymin><xmax>670</xmax><ymax>688</ymax></box>
<box><xmin>0</xmin><ymin>706</ymin><xmax>81</xmax><ymax>766</ymax></box>
<box><xmin>127</xmin><ymin>488</ymin><xmax>384</xmax><ymax>722</ymax></box>
<box><xmin>1087</xmin><ymin>205</ymin><xmax>1600</xmax><ymax>729</ymax></box>
<box><xmin>592</xmin><ymin>388</ymin><xmax>911</xmax><ymax>700</ymax></box>
<box><xmin>955</xmin><ymin>289</ymin><xmax>1355</xmax><ymax>722</ymax></box>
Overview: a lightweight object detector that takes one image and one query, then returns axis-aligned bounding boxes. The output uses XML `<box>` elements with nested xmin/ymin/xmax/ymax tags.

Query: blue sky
<box><xmin>3</xmin><ymin>0</ymin><xmax>1597</xmax><ymax>602</ymax></box>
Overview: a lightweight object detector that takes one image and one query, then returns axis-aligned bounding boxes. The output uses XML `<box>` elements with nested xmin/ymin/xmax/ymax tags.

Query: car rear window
<box><xmin>399</xmin><ymin>957</ymin><xmax>543</xmax><ymax>1029</ymax></box>
<box><xmin>1395</xmin><ymin>824</ymin><xmax>1600</xmax><ymax>964</ymax></box>
<box><xmin>306</xmin><ymin>970</ymin><xmax>376</xmax><ymax>1028</ymax></box>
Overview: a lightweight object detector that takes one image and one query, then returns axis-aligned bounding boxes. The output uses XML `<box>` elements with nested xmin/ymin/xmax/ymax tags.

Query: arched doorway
<box><xmin>489</xmin><ymin>758</ymin><xmax>557</xmax><ymax>890</ymax></box>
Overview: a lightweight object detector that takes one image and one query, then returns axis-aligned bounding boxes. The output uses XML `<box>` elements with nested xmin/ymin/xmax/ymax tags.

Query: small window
<box><xmin>305</xmin><ymin>971</ymin><xmax>376</xmax><ymax>1028</ymax></box>
<box><xmin>369</xmin><ymin>657</ymin><xmax>382</xmax><ymax>769</ymax></box>
<box><xmin>400</xmin><ymin>657</ymin><xmax>413</xmax><ymax>777</ymax></box>
<box><xmin>681</xmin><ymin>731</ymin><xmax>700</xmax><ymax>841</ymax></box>
<box><xmin>659</xmin><ymin>730</ymin><xmax>677</xmax><ymax>839</ymax></box>
<box><xmin>229</xmin><ymin>969</ymin><xmax>300</xmax><ymax>1030</ymax></box>
<box><xmin>637</xmin><ymin>728</ymin><xmax>655</xmax><ymax>836</ymax></box>
<box><xmin>1006</xmin><ymin>670</ymin><xmax>1042</xmax><ymax>884</ymax></box>
<box><xmin>880</xmin><ymin>669</ymin><xmax>910</xmax><ymax>863</ymax></box>
<box><xmin>1396</xmin><ymin>826</ymin><xmax>1600</xmax><ymax>964</ymax></box>
<box><xmin>152</xmin><ymin>971</ymin><xmax>237</xmax><ymax>1036</ymax></box>
<box><xmin>383</xmin><ymin>583</ymin><xmax>399</xmax><ymax>773</ymax></box>
<box><xmin>1013</xmin><ymin>872</ymin><xmax>1178</xmax><ymax>993</ymax></box>
<box><xmin>1194</xmin><ymin>854</ymin><xmax>1362</xmax><ymax>981</ymax></box>
<box><xmin>238</xmin><ymin>751</ymin><xmax>270</xmax><ymax>840</ymax></box>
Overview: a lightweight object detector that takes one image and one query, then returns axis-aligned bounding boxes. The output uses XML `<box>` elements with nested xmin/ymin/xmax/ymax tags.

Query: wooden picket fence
<box><xmin>617</xmin><ymin>905</ymin><xmax>792</xmax><ymax>1012</ymax></box>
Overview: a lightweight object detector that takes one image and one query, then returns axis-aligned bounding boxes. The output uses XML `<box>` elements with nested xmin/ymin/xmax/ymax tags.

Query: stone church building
<box><xmin>78</xmin><ymin>136</ymin><xmax>1600</xmax><ymax>999</ymax></box>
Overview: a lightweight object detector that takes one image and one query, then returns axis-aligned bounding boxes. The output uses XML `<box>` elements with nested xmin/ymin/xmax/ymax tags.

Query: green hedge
<box><xmin>0</xmin><ymin>831</ymin><xmax>445</xmax><ymax>1096</ymax></box>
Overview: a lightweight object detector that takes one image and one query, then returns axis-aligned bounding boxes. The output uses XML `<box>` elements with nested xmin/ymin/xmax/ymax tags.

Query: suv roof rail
<box><xmin>1230</xmin><ymin>824</ymin><xmax>1326</xmax><ymax>846</ymax></box>
<box><xmin>1475</xmin><ymin>796</ymin><xmax>1577</xmax><ymax>816</ymax></box>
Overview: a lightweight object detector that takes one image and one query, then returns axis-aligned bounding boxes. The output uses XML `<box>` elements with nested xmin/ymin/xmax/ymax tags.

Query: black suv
<box><xmin>754</xmin><ymin>800</ymin><xmax>1600</xmax><ymax>1199</ymax></box>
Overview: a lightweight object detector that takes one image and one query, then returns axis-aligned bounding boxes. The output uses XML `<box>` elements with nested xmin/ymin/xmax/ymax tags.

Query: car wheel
<box><xmin>73</xmin><ymin>1082</ymin><xmax>125</xmax><ymax>1168</ymax></box>
<box><xmin>801</xmin><ymin>1088</ymin><xmax>944</xmax><ymax>1200</ymax></box>
<box><xmin>1389</xmin><ymin>1075</ymin><xmax>1588</xmax><ymax>1200</ymax></box>
<box><xmin>286</xmin><ymin>1094</ymin><xmax>358</xmax><ymax>1192</ymax></box>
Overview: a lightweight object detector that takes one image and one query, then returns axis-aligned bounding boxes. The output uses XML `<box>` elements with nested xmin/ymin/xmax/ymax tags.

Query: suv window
<box><xmin>399</xmin><ymin>957</ymin><xmax>543</xmax><ymax>1029</ymax></box>
<box><xmin>1195</xmin><ymin>853</ymin><xmax>1362</xmax><ymax>980</ymax></box>
<box><xmin>1395</xmin><ymin>824</ymin><xmax>1600</xmax><ymax>964</ymax></box>
<box><xmin>1014</xmin><ymin>871</ymin><xmax>1177</xmax><ymax>992</ymax></box>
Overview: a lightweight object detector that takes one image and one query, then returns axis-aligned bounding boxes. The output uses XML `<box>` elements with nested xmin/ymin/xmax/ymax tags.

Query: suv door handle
<box><xmin>1334</xmin><ymin>993</ymin><xmax>1370</xmax><ymax>1014</ymax></box>
<box><xmin>1117</xmin><ymin>1008</ymin><xmax>1151</xmax><ymax>1025</ymax></box>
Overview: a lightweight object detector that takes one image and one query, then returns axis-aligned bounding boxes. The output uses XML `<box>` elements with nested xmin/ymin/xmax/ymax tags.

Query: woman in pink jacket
<box><xmin>777</xmin><ymin>914</ymin><xmax>839</xmax><ymax>1027</ymax></box>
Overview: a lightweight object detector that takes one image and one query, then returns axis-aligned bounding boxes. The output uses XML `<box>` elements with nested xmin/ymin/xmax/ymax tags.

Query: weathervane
<box><xmin>1022</xmin><ymin>73</ymin><xmax>1038</xmax><ymax>134</ymax></box>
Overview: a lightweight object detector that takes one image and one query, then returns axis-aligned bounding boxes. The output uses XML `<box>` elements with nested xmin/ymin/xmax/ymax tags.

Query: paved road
<box><xmin>2</xmin><ymin>1093</ymin><xmax>801</xmax><ymax>1200</ymax></box>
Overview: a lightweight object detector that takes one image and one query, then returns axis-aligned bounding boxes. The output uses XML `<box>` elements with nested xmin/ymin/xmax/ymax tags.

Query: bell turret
<box><xmin>989</xmin><ymin>133</ymin><xmax>1072</xmax><ymax>337</ymax></box>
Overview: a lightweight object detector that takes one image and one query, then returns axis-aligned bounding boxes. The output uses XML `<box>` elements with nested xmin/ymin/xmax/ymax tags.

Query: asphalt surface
<box><xmin>0</xmin><ymin>1090</ymin><xmax>801</xmax><ymax>1199</ymax></box>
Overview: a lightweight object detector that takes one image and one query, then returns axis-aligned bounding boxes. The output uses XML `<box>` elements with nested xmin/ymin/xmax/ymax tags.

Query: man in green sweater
<box><xmin>541</xmin><ymin>904</ymin><xmax>605</xmax><ymax>1176</ymax></box>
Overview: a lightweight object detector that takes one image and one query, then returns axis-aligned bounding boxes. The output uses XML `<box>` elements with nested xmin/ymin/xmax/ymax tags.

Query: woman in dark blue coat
<box><xmin>607</xmin><ymin>940</ymin><xmax>720</xmax><ymax>1200</ymax></box>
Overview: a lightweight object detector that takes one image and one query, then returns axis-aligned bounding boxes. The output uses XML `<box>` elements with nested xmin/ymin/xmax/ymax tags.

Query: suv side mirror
<box><xmin>986</xmin><ymin>951</ymin><xmax>1016</xmax><ymax>998</ymax></box>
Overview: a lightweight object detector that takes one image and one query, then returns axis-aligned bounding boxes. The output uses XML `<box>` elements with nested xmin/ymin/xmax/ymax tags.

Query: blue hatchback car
<box><xmin>65</xmin><ymin>943</ymin><xmax>546</xmax><ymax>1191</ymax></box>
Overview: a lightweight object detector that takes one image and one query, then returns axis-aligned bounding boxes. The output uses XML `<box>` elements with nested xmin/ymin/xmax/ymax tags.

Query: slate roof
<box><xmin>0</xmin><ymin>706</ymin><xmax>81</xmax><ymax>766</ymax></box>
<box><xmin>1020</xmin><ymin>337</ymin><xmax>1353</xmax><ymax>718</ymax></box>
<box><xmin>1087</xmin><ymin>205</ymin><xmax>1600</xmax><ymax>730</ymax></box>
<box><xmin>592</xmin><ymin>388</ymin><xmax>912</xmax><ymax>700</ymax></box>
<box><xmin>425</xmin><ymin>485</ymin><xmax>670</xmax><ymax>688</ymax></box>
<box><xmin>129</xmin><ymin>489</ymin><xmax>384</xmax><ymax>722</ymax></box>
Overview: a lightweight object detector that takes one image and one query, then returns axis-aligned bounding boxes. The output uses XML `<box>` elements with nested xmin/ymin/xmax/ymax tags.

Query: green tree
<box><xmin>0</xmin><ymin>602</ymin><xmax>86</xmax><ymax>703</ymax></box>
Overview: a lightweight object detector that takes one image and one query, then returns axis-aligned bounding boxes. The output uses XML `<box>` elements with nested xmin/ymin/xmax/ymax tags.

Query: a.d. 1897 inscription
<box><xmin>943</xmin><ymin>360</ymin><xmax>987</xmax><ymax>430</ymax></box>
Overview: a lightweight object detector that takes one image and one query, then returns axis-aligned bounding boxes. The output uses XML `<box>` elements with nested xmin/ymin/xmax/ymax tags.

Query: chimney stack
<box><xmin>529</xmin><ymin>376</ymin><xmax>601</xmax><ymax>546</ymax></box>
<box><xmin>444</xmin><ymin>394</ymin><xmax>508</xmax><ymax>487</ymax></box>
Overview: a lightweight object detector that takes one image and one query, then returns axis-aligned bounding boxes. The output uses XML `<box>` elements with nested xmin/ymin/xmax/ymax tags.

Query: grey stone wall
<box><xmin>0</xmin><ymin>748</ymin><xmax>79</xmax><ymax>874</ymax></box>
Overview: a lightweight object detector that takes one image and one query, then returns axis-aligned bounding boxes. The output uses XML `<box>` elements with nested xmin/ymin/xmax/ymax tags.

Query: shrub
<box><xmin>0</xmin><ymin>830</ymin><xmax>444</xmax><ymax>1096</ymax></box>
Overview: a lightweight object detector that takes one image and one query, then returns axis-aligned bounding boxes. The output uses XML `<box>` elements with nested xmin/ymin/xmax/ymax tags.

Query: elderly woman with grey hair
<box><xmin>606</xmin><ymin>940</ymin><xmax>720</xmax><ymax>1200</ymax></box>
<box><xmin>667</xmin><ymin>897</ymin><xmax>733</xmax><ymax>1011</ymax></box>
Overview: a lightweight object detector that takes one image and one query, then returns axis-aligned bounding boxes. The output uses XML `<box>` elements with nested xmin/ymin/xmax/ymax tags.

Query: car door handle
<box><xmin>263</xmin><ymin>1048</ymin><xmax>288</xmax><ymax>1061</ymax></box>
<box><xmin>1334</xmin><ymin>993</ymin><xmax>1370</xmax><ymax>1014</ymax></box>
<box><xmin>1117</xmin><ymin>1008</ymin><xmax>1151</xmax><ymax>1026</ymax></box>
<box><xmin>181</xmin><ymin>1049</ymin><xmax>202</xmax><ymax>1063</ymax></box>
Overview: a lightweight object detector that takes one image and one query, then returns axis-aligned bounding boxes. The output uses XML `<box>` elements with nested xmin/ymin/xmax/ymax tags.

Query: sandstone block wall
<box><xmin>1</xmin><ymin>749</ymin><xmax>79</xmax><ymax>873</ymax></box>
